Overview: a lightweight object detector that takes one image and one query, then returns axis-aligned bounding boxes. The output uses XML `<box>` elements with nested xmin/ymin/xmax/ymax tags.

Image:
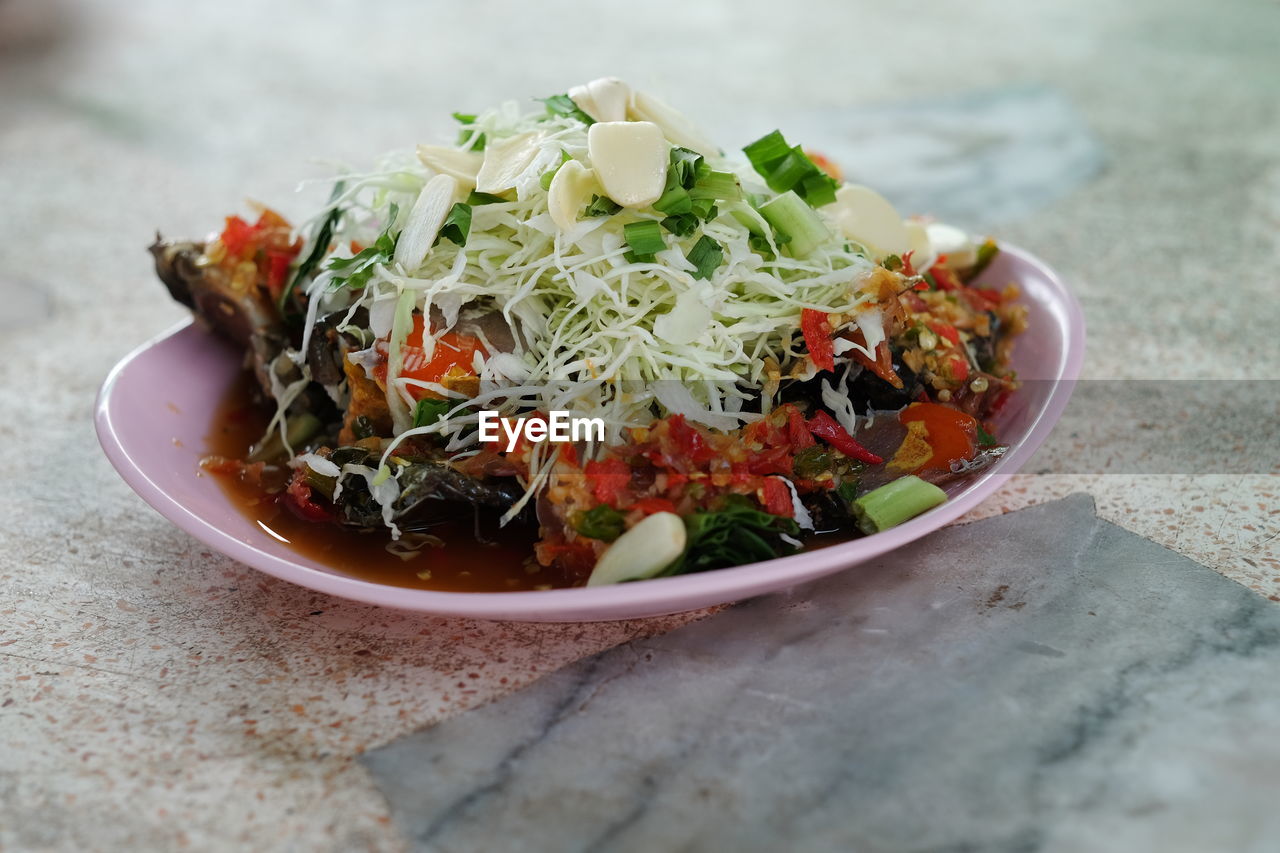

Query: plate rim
<box><xmin>95</xmin><ymin>243</ymin><xmax>1084</xmax><ymax>621</ymax></box>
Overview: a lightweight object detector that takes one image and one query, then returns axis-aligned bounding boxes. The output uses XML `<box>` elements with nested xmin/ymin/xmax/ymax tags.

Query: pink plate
<box><xmin>95</xmin><ymin>245</ymin><xmax>1083</xmax><ymax>621</ymax></box>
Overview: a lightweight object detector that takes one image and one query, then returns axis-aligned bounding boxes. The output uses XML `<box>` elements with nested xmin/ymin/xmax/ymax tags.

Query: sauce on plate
<box><xmin>203</xmin><ymin>372</ymin><xmax>561</xmax><ymax>592</ymax></box>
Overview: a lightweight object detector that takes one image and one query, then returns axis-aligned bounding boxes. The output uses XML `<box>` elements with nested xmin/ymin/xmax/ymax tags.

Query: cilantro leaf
<box><xmin>541</xmin><ymin>94</ymin><xmax>595</xmax><ymax>125</ymax></box>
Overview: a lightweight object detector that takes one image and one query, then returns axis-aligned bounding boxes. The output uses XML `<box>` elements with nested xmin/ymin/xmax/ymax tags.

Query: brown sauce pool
<box><xmin>204</xmin><ymin>372</ymin><xmax>563</xmax><ymax>592</ymax></box>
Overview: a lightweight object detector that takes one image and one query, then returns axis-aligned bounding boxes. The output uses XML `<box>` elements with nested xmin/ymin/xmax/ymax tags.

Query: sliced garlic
<box><xmin>587</xmin><ymin>511</ymin><xmax>687</xmax><ymax>586</ymax></box>
<box><xmin>925</xmin><ymin>222</ymin><xmax>978</xmax><ymax>269</ymax></box>
<box><xmin>628</xmin><ymin>90</ymin><xmax>718</xmax><ymax>158</ymax></box>
<box><xmin>393</xmin><ymin>174</ymin><xmax>458</xmax><ymax>273</ymax></box>
<box><xmin>546</xmin><ymin>160</ymin><xmax>598</xmax><ymax>232</ymax></box>
<box><xmin>904</xmin><ymin>219</ymin><xmax>936</xmax><ymax>271</ymax></box>
<box><xmin>416</xmin><ymin>145</ymin><xmax>483</xmax><ymax>189</ymax></box>
<box><xmin>475</xmin><ymin>131</ymin><xmax>542</xmax><ymax>194</ymax></box>
<box><xmin>569</xmin><ymin>77</ymin><xmax>631</xmax><ymax>123</ymax></box>
<box><xmin>586</xmin><ymin>121</ymin><xmax>668</xmax><ymax>208</ymax></box>
<box><xmin>830</xmin><ymin>184</ymin><xmax>909</xmax><ymax>260</ymax></box>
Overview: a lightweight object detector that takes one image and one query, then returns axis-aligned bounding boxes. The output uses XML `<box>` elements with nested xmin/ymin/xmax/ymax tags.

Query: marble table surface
<box><xmin>364</xmin><ymin>496</ymin><xmax>1280</xmax><ymax>853</ymax></box>
<box><xmin>2</xmin><ymin>0</ymin><xmax>1278</xmax><ymax>849</ymax></box>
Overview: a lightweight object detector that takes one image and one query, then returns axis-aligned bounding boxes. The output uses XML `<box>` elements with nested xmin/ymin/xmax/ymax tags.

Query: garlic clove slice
<box><xmin>628</xmin><ymin>90</ymin><xmax>718</xmax><ymax>158</ymax></box>
<box><xmin>416</xmin><ymin>145</ymin><xmax>483</xmax><ymax>189</ymax></box>
<box><xmin>569</xmin><ymin>77</ymin><xmax>632</xmax><ymax>123</ymax></box>
<box><xmin>587</xmin><ymin>512</ymin><xmax>687</xmax><ymax>586</ymax></box>
<box><xmin>546</xmin><ymin>160</ymin><xmax>599</xmax><ymax>232</ymax></box>
<box><xmin>925</xmin><ymin>222</ymin><xmax>978</xmax><ymax>269</ymax></box>
<box><xmin>393</xmin><ymin>174</ymin><xmax>458</xmax><ymax>273</ymax></box>
<box><xmin>475</xmin><ymin>131</ymin><xmax>543</xmax><ymax>194</ymax></box>
<box><xmin>586</xmin><ymin>121</ymin><xmax>668</xmax><ymax>208</ymax></box>
<box><xmin>830</xmin><ymin>184</ymin><xmax>909</xmax><ymax>260</ymax></box>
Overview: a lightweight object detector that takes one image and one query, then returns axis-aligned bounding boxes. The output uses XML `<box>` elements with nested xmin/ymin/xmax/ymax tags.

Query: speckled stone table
<box><xmin>2</xmin><ymin>0</ymin><xmax>1278</xmax><ymax>849</ymax></box>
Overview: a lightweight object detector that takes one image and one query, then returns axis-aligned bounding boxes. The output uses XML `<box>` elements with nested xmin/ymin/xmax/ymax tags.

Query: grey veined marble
<box><xmin>720</xmin><ymin>84</ymin><xmax>1105</xmax><ymax>228</ymax></box>
<box><xmin>362</xmin><ymin>496</ymin><xmax>1280</xmax><ymax>853</ymax></box>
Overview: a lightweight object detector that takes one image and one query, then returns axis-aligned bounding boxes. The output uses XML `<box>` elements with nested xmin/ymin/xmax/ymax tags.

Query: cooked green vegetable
<box><xmin>666</xmin><ymin>496</ymin><xmax>801</xmax><ymax>576</ymax></box>
<box><xmin>412</xmin><ymin>398</ymin><xmax>454</xmax><ymax>429</ymax></box>
<box><xmin>965</xmin><ymin>239</ymin><xmax>1000</xmax><ymax>281</ymax></box>
<box><xmin>248</xmin><ymin>413</ymin><xmax>323</xmax><ymax>463</ymax></box>
<box><xmin>793</xmin><ymin>445</ymin><xmax>833</xmax><ymax>479</ymax></box>
<box><xmin>278</xmin><ymin>180</ymin><xmax>345</xmax><ymax>313</ymax></box>
<box><xmin>326</xmin><ymin>204</ymin><xmax>399</xmax><ymax>290</ymax></box>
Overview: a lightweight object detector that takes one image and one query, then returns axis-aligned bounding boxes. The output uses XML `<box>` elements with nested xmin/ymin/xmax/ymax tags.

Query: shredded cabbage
<box><xmin>274</xmin><ymin>87</ymin><xmax>898</xmax><ymax>522</ymax></box>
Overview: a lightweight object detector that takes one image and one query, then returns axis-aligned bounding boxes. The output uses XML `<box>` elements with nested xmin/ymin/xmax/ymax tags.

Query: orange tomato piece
<box><xmin>374</xmin><ymin>314</ymin><xmax>482</xmax><ymax>401</ymax></box>
<box><xmin>898</xmin><ymin>402</ymin><xmax>978</xmax><ymax>471</ymax></box>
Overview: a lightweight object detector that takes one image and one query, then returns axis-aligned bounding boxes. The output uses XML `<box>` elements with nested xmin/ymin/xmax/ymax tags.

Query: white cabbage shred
<box><xmin>271</xmin><ymin>87</ymin><xmax>894</xmax><ymax>523</ymax></box>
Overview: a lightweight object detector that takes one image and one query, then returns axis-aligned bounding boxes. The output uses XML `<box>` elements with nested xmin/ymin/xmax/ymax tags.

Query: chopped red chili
<box><xmin>801</xmin><ymin>308</ymin><xmax>835</xmax><ymax>373</ymax></box>
<box><xmin>633</xmin><ymin>497</ymin><xmax>678</xmax><ymax>516</ymax></box>
<box><xmin>806</xmin><ymin>410</ymin><xmax>884</xmax><ymax>464</ymax></box>
<box><xmin>761</xmin><ymin>477</ymin><xmax>795</xmax><ymax>517</ymax></box>
<box><xmin>584</xmin><ymin>457</ymin><xmax>630</xmax><ymax>506</ymax></box>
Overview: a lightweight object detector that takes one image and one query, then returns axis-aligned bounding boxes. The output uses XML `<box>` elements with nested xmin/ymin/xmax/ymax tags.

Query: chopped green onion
<box><xmin>799</xmin><ymin>171</ymin><xmax>838</xmax><ymax>207</ymax></box>
<box><xmin>689</xmin><ymin>198</ymin><xmax>717</xmax><ymax>220</ymax></box>
<box><xmin>689</xmin><ymin>170</ymin><xmax>742</xmax><ymax>201</ymax></box>
<box><xmin>584</xmin><ymin>195</ymin><xmax>622</xmax><ymax>217</ymax></box>
<box><xmin>668</xmin><ymin>147</ymin><xmax>704</xmax><ymax>189</ymax></box>
<box><xmin>730</xmin><ymin>208</ymin><xmax>767</xmax><ymax>237</ymax></box>
<box><xmin>685</xmin><ymin>235</ymin><xmax>723</xmax><ymax>280</ymax></box>
<box><xmin>742</xmin><ymin>130</ymin><xmax>838</xmax><ymax>206</ymax></box>
<box><xmin>758</xmin><ymin>191</ymin><xmax>830</xmax><ymax>258</ymax></box>
<box><xmin>574</xmin><ymin>504</ymin><xmax>626</xmax><ymax>541</ymax></box>
<box><xmin>976</xmin><ymin>423</ymin><xmax>998</xmax><ymax>447</ymax></box>
<box><xmin>436</xmin><ymin>202</ymin><xmax>472</xmax><ymax>247</ymax></box>
<box><xmin>743</xmin><ymin>130</ymin><xmax>791</xmax><ymax>172</ymax></box>
<box><xmin>541</xmin><ymin>93</ymin><xmax>595</xmax><ymax>125</ymax></box>
<box><xmin>882</xmin><ymin>254</ymin><xmax>903</xmax><ymax>272</ymax></box>
<box><xmin>747</xmin><ymin>232</ymin><xmax>777</xmax><ymax>258</ymax></box>
<box><xmin>653</xmin><ymin>186</ymin><xmax>693</xmax><ymax>216</ymax></box>
<box><xmin>852</xmin><ymin>475</ymin><xmax>947</xmax><ymax>534</ymax></box>
<box><xmin>662</xmin><ymin>213</ymin><xmax>700</xmax><ymax>236</ymax></box>
<box><xmin>766</xmin><ymin>147</ymin><xmax>816</xmax><ymax>194</ymax></box>
<box><xmin>623</xmin><ymin>220</ymin><xmax>666</xmax><ymax>259</ymax></box>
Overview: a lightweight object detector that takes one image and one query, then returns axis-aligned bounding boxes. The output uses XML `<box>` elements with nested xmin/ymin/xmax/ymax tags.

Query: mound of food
<box><xmin>153</xmin><ymin>77</ymin><xmax>1025</xmax><ymax>587</ymax></box>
